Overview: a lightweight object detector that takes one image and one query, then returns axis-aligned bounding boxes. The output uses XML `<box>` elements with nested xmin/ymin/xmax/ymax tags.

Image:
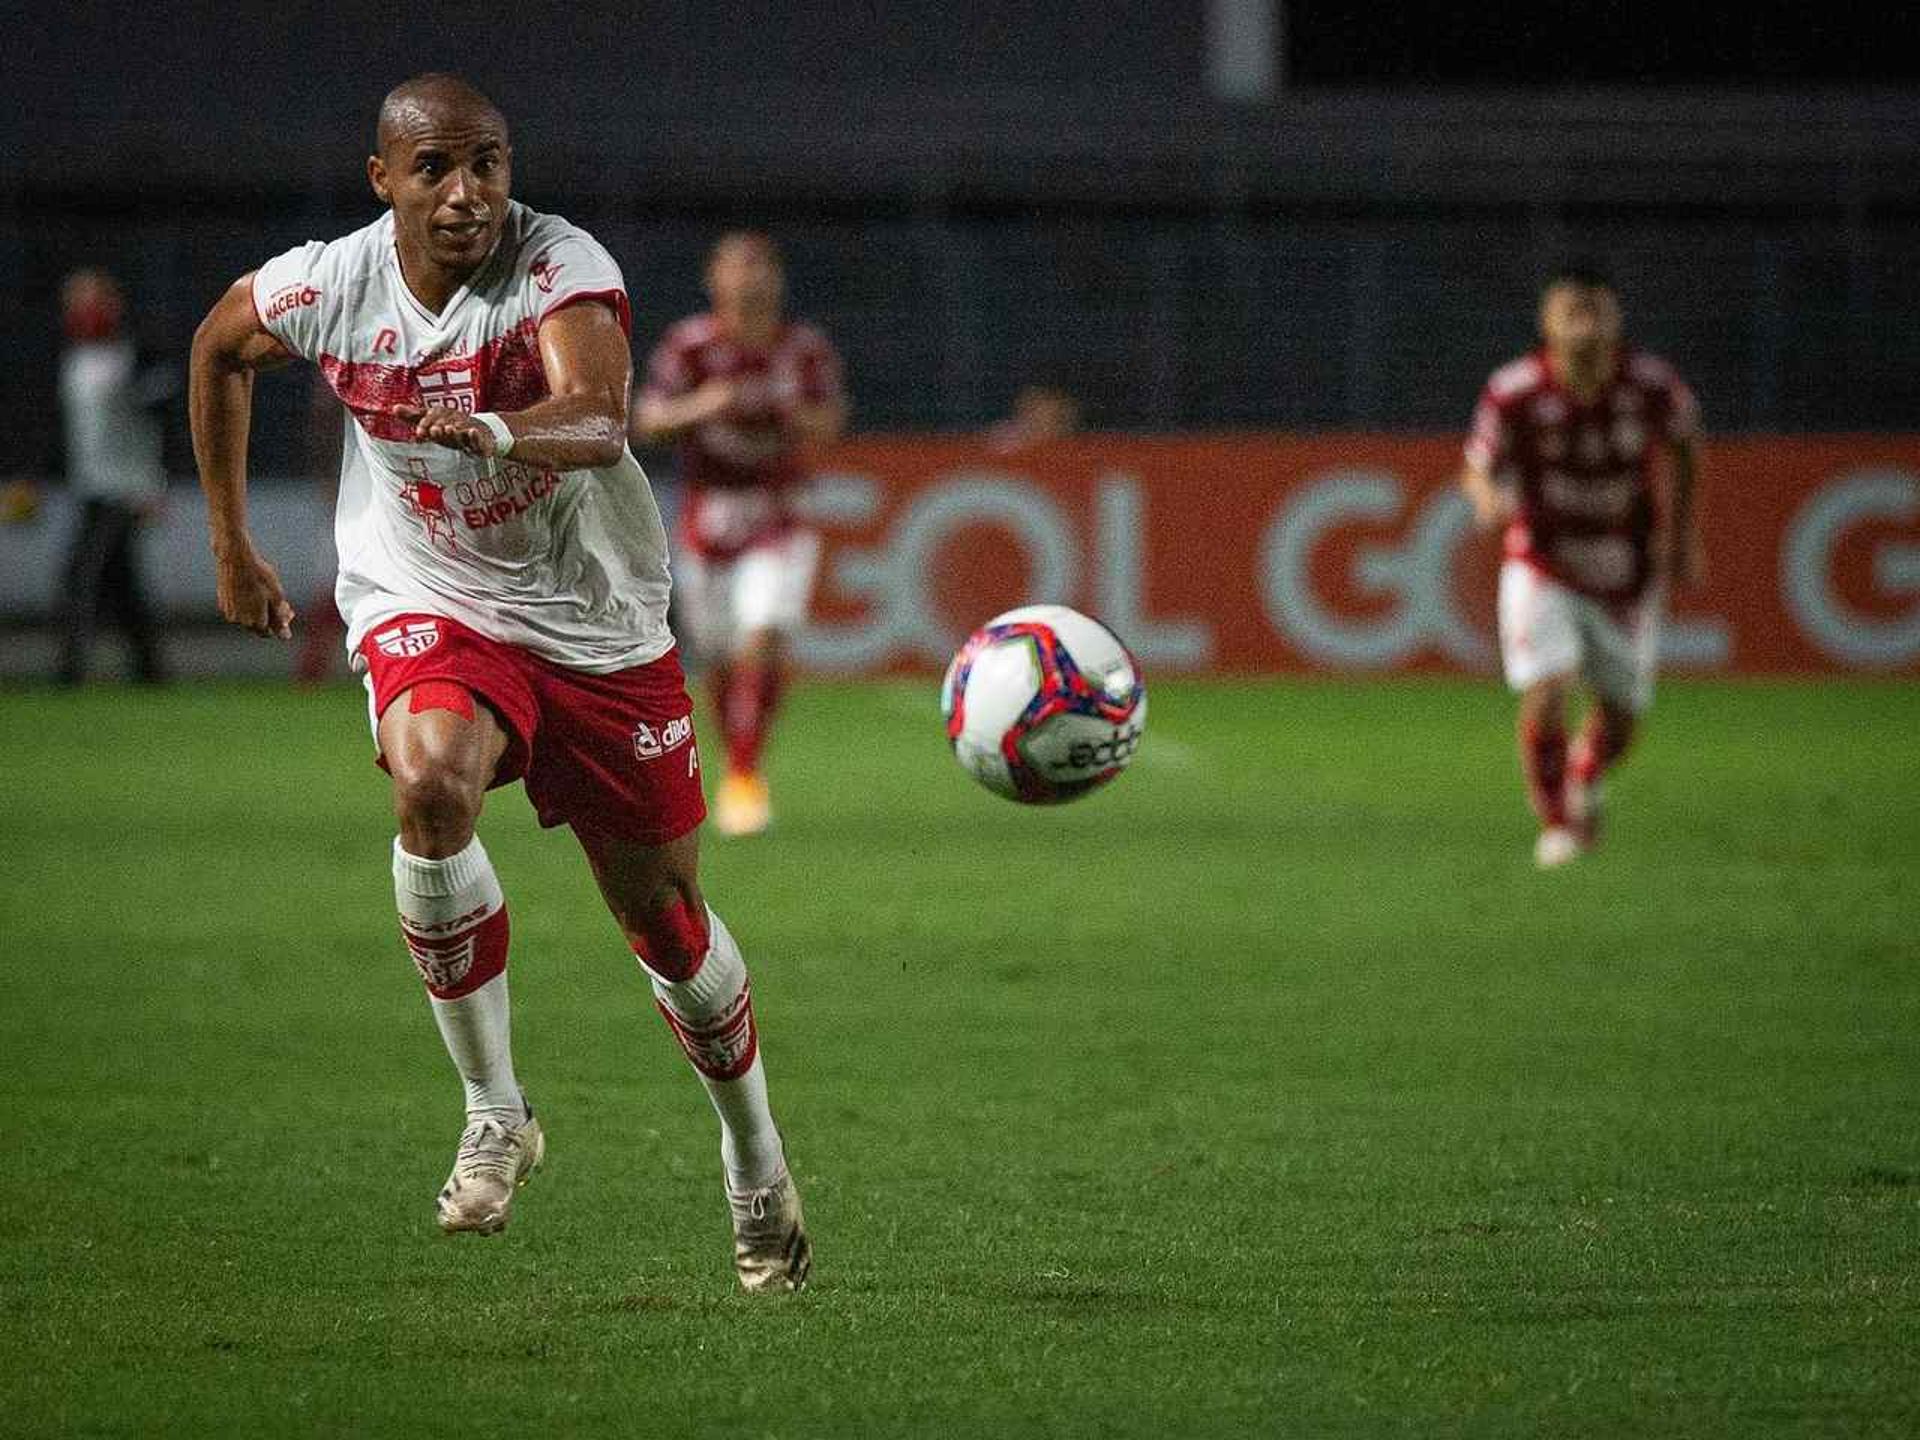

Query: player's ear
<box><xmin>367</xmin><ymin>155</ymin><xmax>391</xmax><ymax>205</ymax></box>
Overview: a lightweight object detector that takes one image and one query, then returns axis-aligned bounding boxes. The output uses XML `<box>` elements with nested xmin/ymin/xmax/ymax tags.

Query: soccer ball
<box><xmin>941</xmin><ymin>605</ymin><xmax>1147</xmax><ymax>804</ymax></box>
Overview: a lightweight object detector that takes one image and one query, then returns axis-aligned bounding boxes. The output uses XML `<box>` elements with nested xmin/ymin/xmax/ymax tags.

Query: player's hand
<box><xmin>213</xmin><ymin>538</ymin><xmax>295</xmax><ymax>639</ymax></box>
<box><xmin>394</xmin><ymin>403</ymin><xmax>501</xmax><ymax>457</ymax></box>
<box><xmin>687</xmin><ymin>378</ymin><xmax>739</xmax><ymax>422</ymax></box>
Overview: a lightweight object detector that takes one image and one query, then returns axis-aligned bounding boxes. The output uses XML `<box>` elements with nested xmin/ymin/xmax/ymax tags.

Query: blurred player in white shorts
<box><xmin>634</xmin><ymin>233</ymin><xmax>847</xmax><ymax>837</ymax></box>
<box><xmin>1461</xmin><ymin>264</ymin><xmax>1704</xmax><ymax>867</ymax></box>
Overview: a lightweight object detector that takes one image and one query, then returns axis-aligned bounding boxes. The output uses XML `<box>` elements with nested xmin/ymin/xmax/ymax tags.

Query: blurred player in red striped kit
<box><xmin>634</xmin><ymin>233</ymin><xmax>847</xmax><ymax>837</ymax></box>
<box><xmin>1460</xmin><ymin>265</ymin><xmax>1704</xmax><ymax>868</ymax></box>
<box><xmin>187</xmin><ymin>75</ymin><xmax>808</xmax><ymax>1291</ymax></box>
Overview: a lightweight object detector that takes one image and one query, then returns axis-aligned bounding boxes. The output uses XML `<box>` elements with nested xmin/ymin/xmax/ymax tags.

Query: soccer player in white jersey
<box><xmin>187</xmin><ymin>74</ymin><xmax>809</xmax><ymax>1292</ymax></box>
<box><xmin>1460</xmin><ymin>265</ymin><xmax>1704</xmax><ymax>868</ymax></box>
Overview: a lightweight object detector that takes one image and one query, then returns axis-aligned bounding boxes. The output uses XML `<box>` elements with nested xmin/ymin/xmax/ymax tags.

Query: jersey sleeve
<box><xmin>796</xmin><ymin>326</ymin><xmax>845</xmax><ymax>408</ymax></box>
<box><xmin>249</xmin><ymin>241</ymin><xmax>331</xmax><ymax>362</ymax></box>
<box><xmin>1662</xmin><ymin>372</ymin><xmax>1702</xmax><ymax>444</ymax></box>
<box><xmin>524</xmin><ymin>229</ymin><xmax>631</xmax><ymax>337</ymax></box>
<box><xmin>1463</xmin><ymin>384</ymin><xmax>1511</xmax><ymax>473</ymax></box>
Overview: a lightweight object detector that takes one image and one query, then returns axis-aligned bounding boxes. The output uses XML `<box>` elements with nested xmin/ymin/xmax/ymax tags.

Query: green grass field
<box><xmin>1</xmin><ymin>677</ymin><xmax>1916</xmax><ymax>1437</ymax></box>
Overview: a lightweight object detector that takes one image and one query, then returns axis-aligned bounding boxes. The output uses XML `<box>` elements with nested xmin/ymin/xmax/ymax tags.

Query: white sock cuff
<box><xmin>392</xmin><ymin>835</ymin><xmax>498</xmax><ymax>901</ymax></box>
<box><xmin>651</xmin><ymin>906</ymin><xmax>747</xmax><ymax>1014</ymax></box>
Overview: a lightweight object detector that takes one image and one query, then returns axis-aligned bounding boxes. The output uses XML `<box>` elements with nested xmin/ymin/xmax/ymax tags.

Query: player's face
<box><xmin>706</xmin><ymin>241</ymin><xmax>784</xmax><ymax>314</ymax></box>
<box><xmin>370</xmin><ymin>119</ymin><xmax>511</xmax><ymax>274</ymax></box>
<box><xmin>1540</xmin><ymin>283</ymin><xmax>1622</xmax><ymax>360</ymax></box>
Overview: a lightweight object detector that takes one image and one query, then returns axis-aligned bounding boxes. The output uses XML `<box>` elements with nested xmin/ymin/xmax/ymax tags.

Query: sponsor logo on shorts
<box><xmin>634</xmin><ymin>713</ymin><xmax>694</xmax><ymax>761</ymax></box>
<box><xmin>375</xmin><ymin>621</ymin><xmax>442</xmax><ymax>658</ymax></box>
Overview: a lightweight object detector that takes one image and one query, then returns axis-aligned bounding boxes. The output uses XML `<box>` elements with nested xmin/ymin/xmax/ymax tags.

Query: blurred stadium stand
<box><xmin>5</xmin><ymin>4</ymin><xmax>1920</xmax><ymax>466</ymax></box>
<box><xmin>4</xmin><ymin>4</ymin><xmax>1918</xmax><ymax>672</ymax></box>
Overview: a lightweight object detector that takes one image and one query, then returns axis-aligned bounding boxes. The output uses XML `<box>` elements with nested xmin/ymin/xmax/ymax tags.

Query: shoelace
<box><xmin>729</xmin><ymin>1179</ymin><xmax>784</xmax><ymax>1229</ymax></box>
<box><xmin>454</xmin><ymin>1119</ymin><xmax>520</xmax><ymax>1185</ymax></box>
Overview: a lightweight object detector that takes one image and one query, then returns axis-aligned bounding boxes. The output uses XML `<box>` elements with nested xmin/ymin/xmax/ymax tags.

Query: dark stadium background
<box><xmin>3</xmin><ymin>1</ymin><xmax>1917</xmax><ymax>480</ymax></box>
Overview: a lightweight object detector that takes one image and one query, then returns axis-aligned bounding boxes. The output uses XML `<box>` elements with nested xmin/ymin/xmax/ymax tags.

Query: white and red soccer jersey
<box><xmin>251</xmin><ymin>202</ymin><xmax>672</xmax><ymax>673</ymax></box>
<box><xmin>641</xmin><ymin>314</ymin><xmax>843</xmax><ymax>560</ymax></box>
<box><xmin>1465</xmin><ymin>348</ymin><xmax>1700</xmax><ymax>605</ymax></box>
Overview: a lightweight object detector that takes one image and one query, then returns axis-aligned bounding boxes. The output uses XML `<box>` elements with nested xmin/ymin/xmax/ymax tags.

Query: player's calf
<box><xmin>1568</xmin><ymin>704</ymin><xmax>1636</xmax><ymax>850</ymax></box>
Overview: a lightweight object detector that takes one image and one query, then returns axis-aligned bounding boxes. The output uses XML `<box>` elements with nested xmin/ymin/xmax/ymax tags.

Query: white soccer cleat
<box><xmin>436</xmin><ymin>1106</ymin><xmax>545</xmax><ymax>1235</ymax></box>
<box><xmin>712</xmin><ymin>771</ymin><xmax>772</xmax><ymax>838</ymax></box>
<box><xmin>727</xmin><ymin>1167</ymin><xmax>811</xmax><ymax>1294</ymax></box>
<box><xmin>1533</xmin><ymin>825</ymin><xmax>1584</xmax><ymax>869</ymax></box>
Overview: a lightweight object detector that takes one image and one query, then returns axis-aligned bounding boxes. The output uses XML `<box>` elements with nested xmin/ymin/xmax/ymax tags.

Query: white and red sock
<box><xmin>392</xmin><ymin>836</ymin><xmax>523</xmax><ymax>1126</ymax></box>
<box><xmin>721</xmin><ymin>662</ymin><xmax>783</xmax><ymax>776</ymax></box>
<box><xmin>1519</xmin><ymin>718</ymin><xmax>1569</xmax><ymax>829</ymax></box>
<box><xmin>641</xmin><ymin>906</ymin><xmax>786</xmax><ymax>1190</ymax></box>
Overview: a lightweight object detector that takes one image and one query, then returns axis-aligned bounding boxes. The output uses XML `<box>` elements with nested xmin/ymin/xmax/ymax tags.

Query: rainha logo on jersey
<box><xmin>633</xmin><ymin>713</ymin><xmax>694</xmax><ymax>761</ymax></box>
<box><xmin>374</xmin><ymin>621</ymin><xmax>442</xmax><ymax>658</ymax></box>
<box><xmin>528</xmin><ymin>250</ymin><xmax>564</xmax><ymax>295</ymax></box>
<box><xmin>264</xmin><ymin>285</ymin><xmax>321</xmax><ymax>322</ymax></box>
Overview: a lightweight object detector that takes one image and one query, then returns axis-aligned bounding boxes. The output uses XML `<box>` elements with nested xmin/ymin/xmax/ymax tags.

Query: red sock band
<box><xmin>1570</xmin><ymin>710</ymin><xmax>1634</xmax><ymax>785</ymax></box>
<box><xmin>403</xmin><ymin>903</ymin><xmax>509</xmax><ymax>999</ymax></box>
<box><xmin>408</xmin><ymin>680</ymin><xmax>475</xmax><ymax>721</ymax></box>
<box><xmin>722</xmin><ymin>663</ymin><xmax>784</xmax><ymax>774</ymax></box>
<box><xmin>628</xmin><ymin>894</ymin><xmax>712</xmax><ymax>982</ymax></box>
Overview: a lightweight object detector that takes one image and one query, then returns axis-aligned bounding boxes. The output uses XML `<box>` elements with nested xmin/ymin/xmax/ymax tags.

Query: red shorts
<box><xmin>359</xmin><ymin>613</ymin><xmax>706</xmax><ymax>845</ymax></box>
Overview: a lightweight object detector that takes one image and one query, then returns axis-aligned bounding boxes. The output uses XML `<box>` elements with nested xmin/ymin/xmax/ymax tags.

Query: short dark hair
<box><xmin>1541</xmin><ymin>261</ymin><xmax>1615</xmax><ymax>297</ymax></box>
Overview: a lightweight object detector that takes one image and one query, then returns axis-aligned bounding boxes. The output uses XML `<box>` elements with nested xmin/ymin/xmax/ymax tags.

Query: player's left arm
<box><xmin>399</xmin><ymin>300</ymin><xmax>631</xmax><ymax>469</ymax></box>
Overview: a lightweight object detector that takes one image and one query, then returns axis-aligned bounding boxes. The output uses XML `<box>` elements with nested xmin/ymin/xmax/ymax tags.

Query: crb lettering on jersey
<box><xmin>1050</xmin><ymin>723</ymin><xmax>1144</xmax><ymax>773</ymax></box>
<box><xmin>415</xmin><ymin>362</ymin><xmax>478</xmax><ymax>414</ymax></box>
<box><xmin>264</xmin><ymin>285</ymin><xmax>321</xmax><ymax>322</ymax></box>
<box><xmin>633</xmin><ymin>713</ymin><xmax>694</xmax><ymax>761</ymax></box>
<box><xmin>374</xmin><ymin>620</ymin><xmax>442</xmax><ymax>657</ymax></box>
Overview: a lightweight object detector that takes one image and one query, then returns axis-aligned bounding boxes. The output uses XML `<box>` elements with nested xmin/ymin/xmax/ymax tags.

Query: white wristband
<box><xmin>473</xmin><ymin>411</ymin><xmax>515</xmax><ymax>457</ymax></box>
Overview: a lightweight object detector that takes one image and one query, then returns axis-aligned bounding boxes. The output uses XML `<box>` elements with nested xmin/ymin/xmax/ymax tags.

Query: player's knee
<box><xmin>628</xmin><ymin>883</ymin><xmax>712</xmax><ymax>982</ymax></box>
<box><xmin>390</xmin><ymin>753</ymin><xmax>486</xmax><ymax>849</ymax></box>
<box><xmin>1520</xmin><ymin>680</ymin><xmax>1569</xmax><ymax>730</ymax></box>
<box><xmin>738</xmin><ymin>627</ymin><xmax>784</xmax><ymax>668</ymax></box>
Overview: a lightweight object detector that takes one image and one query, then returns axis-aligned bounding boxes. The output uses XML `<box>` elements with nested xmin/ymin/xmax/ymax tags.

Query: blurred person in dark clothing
<box><xmin>56</xmin><ymin>269</ymin><xmax>175</xmax><ymax>685</ymax></box>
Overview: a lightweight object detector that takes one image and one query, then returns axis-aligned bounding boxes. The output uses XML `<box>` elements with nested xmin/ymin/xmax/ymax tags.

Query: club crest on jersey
<box><xmin>633</xmin><ymin>713</ymin><xmax>694</xmax><ymax>761</ymax></box>
<box><xmin>415</xmin><ymin>363</ymin><xmax>477</xmax><ymax>415</ymax></box>
<box><xmin>374</xmin><ymin>620</ymin><xmax>442</xmax><ymax>658</ymax></box>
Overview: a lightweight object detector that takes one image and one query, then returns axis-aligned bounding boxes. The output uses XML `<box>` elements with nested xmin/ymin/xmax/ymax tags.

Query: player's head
<box><xmin>368</xmin><ymin>74</ymin><xmax>511</xmax><ymax>273</ymax></box>
<box><xmin>1538</xmin><ymin>263</ymin><xmax>1621</xmax><ymax>361</ymax></box>
<box><xmin>705</xmin><ymin>231</ymin><xmax>785</xmax><ymax>316</ymax></box>
<box><xmin>61</xmin><ymin>268</ymin><xmax>123</xmax><ymax>342</ymax></box>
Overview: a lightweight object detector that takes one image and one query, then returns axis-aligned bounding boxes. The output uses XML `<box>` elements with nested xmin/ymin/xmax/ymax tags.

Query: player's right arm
<box><xmin>632</xmin><ymin>379</ymin><xmax>737</xmax><ymax>444</ymax></box>
<box><xmin>630</xmin><ymin>329</ymin><xmax>734</xmax><ymax>445</ymax></box>
<box><xmin>189</xmin><ymin>274</ymin><xmax>297</xmax><ymax>639</ymax></box>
